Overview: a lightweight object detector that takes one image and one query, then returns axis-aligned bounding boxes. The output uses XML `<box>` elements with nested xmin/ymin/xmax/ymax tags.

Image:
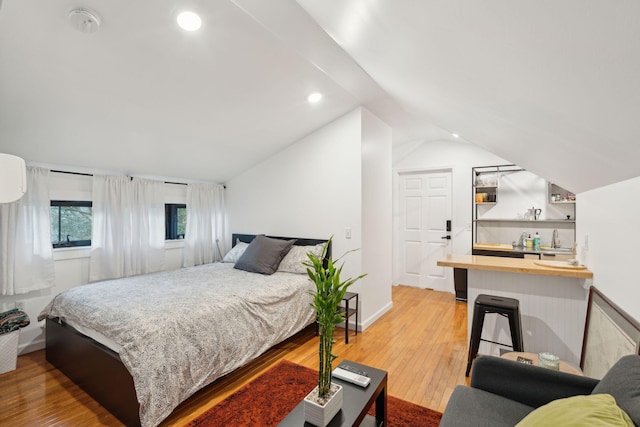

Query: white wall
<box><xmin>392</xmin><ymin>139</ymin><xmax>509</xmax><ymax>289</ymax></box>
<box><xmin>360</xmin><ymin>108</ymin><xmax>393</xmax><ymax>326</ymax></box>
<box><xmin>226</xmin><ymin>107</ymin><xmax>393</xmax><ymax>329</ymax></box>
<box><xmin>577</xmin><ymin>176</ymin><xmax>640</xmax><ymax>322</ymax></box>
<box><xmin>226</xmin><ymin>109</ymin><xmax>362</xmax><ymax>273</ymax></box>
<box><xmin>1</xmin><ymin>171</ymin><xmax>188</xmax><ymax>354</ymax></box>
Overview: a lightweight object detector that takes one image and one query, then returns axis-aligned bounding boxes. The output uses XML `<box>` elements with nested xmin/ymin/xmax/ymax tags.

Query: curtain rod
<box><xmin>51</xmin><ymin>169</ymin><xmax>93</xmax><ymax>177</ymax></box>
<box><xmin>50</xmin><ymin>169</ymin><xmax>225</xmax><ymax>188</ymax></box>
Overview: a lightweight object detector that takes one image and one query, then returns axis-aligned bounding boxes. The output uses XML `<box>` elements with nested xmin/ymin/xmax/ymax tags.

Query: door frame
<box><xmin>393</xmin><ymin>166</ymin><xmax>455</xmax><ymax>290</ymax></box>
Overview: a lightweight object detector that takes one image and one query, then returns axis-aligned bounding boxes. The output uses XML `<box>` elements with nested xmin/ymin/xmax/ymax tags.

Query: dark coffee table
<box><xmin>278</xmin><ymin>360</ymin><xmax>387</xmax><ymax>427</ymax></box>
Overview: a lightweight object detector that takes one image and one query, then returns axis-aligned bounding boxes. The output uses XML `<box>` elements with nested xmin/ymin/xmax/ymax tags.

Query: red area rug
<box><xmin>187</xmin><ymin>360</ymin><xmax>442</xmax><ymax>426</ymax></box>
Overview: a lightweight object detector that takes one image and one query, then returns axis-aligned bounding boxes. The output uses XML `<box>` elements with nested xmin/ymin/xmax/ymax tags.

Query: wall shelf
<box><xmin>550</xmin><ymin>200</ymin><xmax>576</xmax><ymax>205</ymax></box>
<box><xmin>473</xmin><ymin>164</ymin><xmax>522</xmax><ymax>204</ymax></box>
<box><xmin>549</xmin><ymin>182</ymin><xmax>576</xmax><ymax>203</ymax></box>
<box><xmin>472</xmin><ymin>165</ymin><xmax>577</xmax><ymax>248</ymax></box>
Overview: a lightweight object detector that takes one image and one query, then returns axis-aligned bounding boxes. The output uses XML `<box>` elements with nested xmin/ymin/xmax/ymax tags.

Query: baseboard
<box><xmin>360</xmin><ymin>301</ymin><xmax>393</xmax><ymax>331</ymax></box>
<box><xmin>18</xmin><ymin>337</ymin><xmax>45</xmax><ymax>355</ymax></box>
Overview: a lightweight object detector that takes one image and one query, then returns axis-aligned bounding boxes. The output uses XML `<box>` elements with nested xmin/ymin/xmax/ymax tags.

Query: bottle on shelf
<box><xmin>534</xmin><ymin>232</ymin><xmax>540</xmax><ymax>249</ymax></box>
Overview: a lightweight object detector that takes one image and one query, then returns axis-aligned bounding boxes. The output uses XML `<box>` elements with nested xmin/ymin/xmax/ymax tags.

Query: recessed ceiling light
<box><xmin>68</xmin><ymin>8</ymin><xmax>101</xmax><ymax>34</ymax></box>
<box><xmin>177</xmin><ymin>11</ymin><xmax>202</xmax><ymax>31</ymax></box>
<box><xmin>307</xmin><ymin>92</ymin><xmax>323</xmax><ymax>103</ymax></box>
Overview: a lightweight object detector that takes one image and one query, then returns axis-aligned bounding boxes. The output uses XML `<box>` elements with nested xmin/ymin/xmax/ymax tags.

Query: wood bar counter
<box><xmin>438</xmin><ymin>254</ymin><xmax>593</xmax><ymax>279</ymax></box>
<box><xmin>438</xmin><ymin>255</ymin><xmax>593</xmax><ymax>366</ymax></box>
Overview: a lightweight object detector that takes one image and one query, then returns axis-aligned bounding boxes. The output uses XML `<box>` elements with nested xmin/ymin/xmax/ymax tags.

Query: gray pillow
<box><xmin>591</xmin><ymin>354</ymin><xmax>640</xmax><ymax>425</ymax></box>
<box><xmin>234</xmin><ymin>235</ymin><xmax>296</xmax><ymax>275</ymax></box>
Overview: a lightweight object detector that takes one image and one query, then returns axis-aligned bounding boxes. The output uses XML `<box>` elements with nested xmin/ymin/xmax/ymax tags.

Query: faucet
<box><xmin>551</xmin><ymin>229</ymin><xmax>559</xmax><ymax>248</ymax></box>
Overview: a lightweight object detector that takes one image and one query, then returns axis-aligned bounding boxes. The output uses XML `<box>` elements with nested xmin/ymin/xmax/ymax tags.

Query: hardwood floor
<box><xmin>0</xmin><ymin>286</ymin><xmax>469</xmax><ymax>426</ymax></box>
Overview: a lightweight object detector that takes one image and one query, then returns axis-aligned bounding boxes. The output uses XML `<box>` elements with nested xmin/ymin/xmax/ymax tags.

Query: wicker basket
<box><xmin>0</xmin><ymin>330</ymin><xmax>20</xmax><ymax>374</ymax></box>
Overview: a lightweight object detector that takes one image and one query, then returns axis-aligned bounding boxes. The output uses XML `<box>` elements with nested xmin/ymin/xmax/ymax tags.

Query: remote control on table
<box><xmin>332</xmin><ymin>367</ymin><xmax>371</xmax><ymax>388</ymax></box>
<box><xmin>338</xmin><ymin>364</ymin><xmax>368</xmax><ymax>377</ymax></box>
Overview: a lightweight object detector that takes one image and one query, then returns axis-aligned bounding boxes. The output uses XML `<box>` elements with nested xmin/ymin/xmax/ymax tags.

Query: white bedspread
<box><xmin>39</xmin><ymin>262</ymin><xmax>315</xmax><ymax>427</ymax></box>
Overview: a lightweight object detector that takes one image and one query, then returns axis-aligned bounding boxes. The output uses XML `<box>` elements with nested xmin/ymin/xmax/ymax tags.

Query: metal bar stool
<box><xmin>465</xmin><ymin>294</ymin><xmax>524</xmax><ymax>376</ymax></box>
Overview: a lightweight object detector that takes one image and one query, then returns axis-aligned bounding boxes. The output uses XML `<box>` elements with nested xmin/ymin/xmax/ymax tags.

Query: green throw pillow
<box><xmin>516</xmin><ymin>394</ymin><xmax>633</xmax><ymax>427</ymax></box>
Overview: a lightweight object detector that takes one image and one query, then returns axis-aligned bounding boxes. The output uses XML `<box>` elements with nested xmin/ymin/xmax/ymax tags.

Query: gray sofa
<box><xmin>439</xmin><ymin>354</ymin><xmax>640</xmax><ymax>426</ymax></box>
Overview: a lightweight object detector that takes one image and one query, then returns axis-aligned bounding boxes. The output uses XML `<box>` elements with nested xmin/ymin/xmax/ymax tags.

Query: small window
<box><xmin>165</xmin><ymin>204</ymin><xmax>187</xmax><ymax>240</ymax></box>
<box><xmin>50</xmin><ymin>200</ymin><xmax>92</xmax><ymax>248</ymax></box>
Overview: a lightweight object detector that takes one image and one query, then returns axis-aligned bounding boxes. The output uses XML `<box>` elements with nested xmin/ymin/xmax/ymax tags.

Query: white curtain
<box><xmin>90</xmin><ymin>176</ymin><xmax>165</xmax><ymax>282</ymax></box>
<box><xmin>0</xmin><ymin>167</ymin><xmax>54</xmax><ymax>295</ymax></box>
<box><xmin>183</xmin><ymin>184</ymin><xmax>226</xmax><ymax>267</ymax></box>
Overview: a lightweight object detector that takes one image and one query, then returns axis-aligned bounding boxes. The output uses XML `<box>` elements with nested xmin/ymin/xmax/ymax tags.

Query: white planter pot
<box><xmin>303</xmin><ymin>383</ymin><xmax>343</xmax><ymax>427</ymax></box>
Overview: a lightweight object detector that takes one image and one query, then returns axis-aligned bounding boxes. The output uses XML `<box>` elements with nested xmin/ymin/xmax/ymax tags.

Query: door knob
<box><xmin>441</xmin><ymin>235</ymin><xmax>451</xmax><ymax>240</ymax></box>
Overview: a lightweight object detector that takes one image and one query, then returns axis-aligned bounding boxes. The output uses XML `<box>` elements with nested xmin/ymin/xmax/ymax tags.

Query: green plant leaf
<box><xmin>306</xmin><ymin>236</ymin><xmax>367</xmax><ymax>398</ymax></box>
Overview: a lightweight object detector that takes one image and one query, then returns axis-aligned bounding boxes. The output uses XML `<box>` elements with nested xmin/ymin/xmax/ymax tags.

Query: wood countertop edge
<box><xmin>437</xmin><ymin>255</ymin><xmax>593</xmax><ymax>279</ymax></box>
<box><xmin>472</xmin><ymin>244</ymin><xmax>514</xmax><ymax>252</ymax></box>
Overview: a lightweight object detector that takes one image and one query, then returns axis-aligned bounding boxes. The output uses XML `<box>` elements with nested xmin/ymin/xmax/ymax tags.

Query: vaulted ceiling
<box><xmin>1</xmin><ymin>0</ymin><xmax>638</xmax><ymax>192</ymax></box>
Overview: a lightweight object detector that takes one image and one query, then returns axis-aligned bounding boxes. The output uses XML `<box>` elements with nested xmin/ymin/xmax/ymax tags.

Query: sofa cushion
<box><xmin>515</xmin><ymin>393</ymin><xmax>634</xmax><ymax>427</ymax></box>
<box><xmin>439</xmin><ymin>385</ymin><xmax>534</xmax><ymax>427</ymax></box>
<box><xmin>470</xmin><ymin>355</ymin><xmax>598</xmax><ymax>408</ymax></box>
<box><xmin>591</xmin><ymin>354</ymin><xmax>640</xmax><ymax>425</ymax></box>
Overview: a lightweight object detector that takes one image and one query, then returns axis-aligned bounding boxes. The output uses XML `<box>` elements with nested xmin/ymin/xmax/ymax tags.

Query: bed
<box><xmin>39</xmin><ymin>234</ymin><xmax>329</xmax><ymax>427</ymax></box>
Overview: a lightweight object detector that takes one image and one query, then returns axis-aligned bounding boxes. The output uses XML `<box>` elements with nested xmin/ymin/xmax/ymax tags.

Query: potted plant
<box><xmin>303</xmin><ymin>237</ymin><xmax>366</xmax><ymax>426</ymax></box>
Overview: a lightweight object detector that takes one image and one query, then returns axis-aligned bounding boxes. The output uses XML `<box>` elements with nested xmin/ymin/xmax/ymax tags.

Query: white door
<box><xmin>398</xmin><ymin>170</ymin><xmax>453</xmax><ymax>291</ymax></box>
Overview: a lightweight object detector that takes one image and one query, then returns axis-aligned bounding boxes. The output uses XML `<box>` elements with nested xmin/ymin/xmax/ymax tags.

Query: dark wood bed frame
<box><xmin>45</xmin><ymin>234</ymin><xmax>330</xmax><ymax>427</ymax></box>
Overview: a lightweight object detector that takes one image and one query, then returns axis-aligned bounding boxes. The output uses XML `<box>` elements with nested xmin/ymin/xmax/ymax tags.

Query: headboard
<box><xmin>580</xmin><ymin>286</ymin><xmax>640</xmax><ymax>378</ymax></box>
<box><xmin>231</xmin><ymin>233</ymin><xmax>331</xmax><ymax>267</ymax></box>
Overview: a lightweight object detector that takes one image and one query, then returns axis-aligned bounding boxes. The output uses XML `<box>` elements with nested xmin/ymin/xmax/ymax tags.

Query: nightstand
<box><xmin>339</xmin><ymin>292</ymin><xmax>359</xmax><ymax>344</ymax></box>
<box><xmin>314</xmin><ymin>291</ymin><xmax>359</xmax><ymax>343</ymax></box>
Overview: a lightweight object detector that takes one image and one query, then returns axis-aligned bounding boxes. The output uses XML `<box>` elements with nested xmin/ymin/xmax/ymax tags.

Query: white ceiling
<box><xmin>1</xmin><ymin>0</ymin><xmax>639</xmax><ymax>192</ymax></box>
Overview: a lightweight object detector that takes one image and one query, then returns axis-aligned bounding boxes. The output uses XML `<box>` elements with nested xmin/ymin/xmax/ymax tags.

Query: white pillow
<box><xmin>222</xmin><ymin>241</ymin><xmax>249</xmax><ymax>263</ymax></box>
<box><xmin>277</xmin><ymin>244</ymin><xmax>324</xmax><ymax>274</ymax></box>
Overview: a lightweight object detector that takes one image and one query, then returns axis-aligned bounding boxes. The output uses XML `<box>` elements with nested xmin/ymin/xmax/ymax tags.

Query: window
<box><xmin>50</xmin><ymin>200</ymin><xmax>92</xmax><ymax>248</ymax></box>
<box><xmin>165</xmin><ymin>204</ymin><xmax>187</xmax><ymax>240</ymax></box>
